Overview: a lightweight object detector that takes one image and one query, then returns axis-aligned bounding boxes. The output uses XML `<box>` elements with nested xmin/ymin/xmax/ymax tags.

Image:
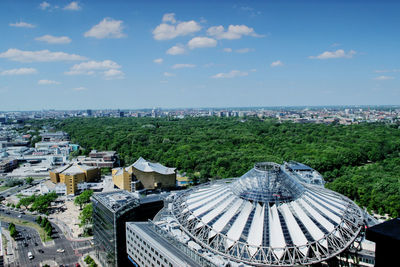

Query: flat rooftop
<box><xmin>93</xmin><ymin>190</ymin><xmax>139</xmax><ymax>212</ymax></box>
<box><xmin>127</xmin><ymin>222</ymin><xmax>201</xmax><ymax>267</ymax></box>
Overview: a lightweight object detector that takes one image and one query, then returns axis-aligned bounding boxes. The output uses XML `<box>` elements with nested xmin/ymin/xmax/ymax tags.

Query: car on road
<box><xmin>18</xmin><ymin>214</ymin><xmax>22</xmax><ymax>218</ymax></box>
<box><xmin>23</xmin><ymin>242</ymin><xmax>28</xmax><ymax>247</ymax></box>
<box><xmin>28</xmin><ymin>251</ymin><xmax>34</xmax><ymax>260</ymax></box>
<box><xmin>56</xmin><ymin>248</ymin><xmax>65</xmax><ymax>253</ymax></box>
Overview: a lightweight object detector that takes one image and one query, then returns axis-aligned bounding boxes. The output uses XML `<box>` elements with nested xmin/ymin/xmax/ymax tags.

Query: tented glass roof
<box><xmin>230</xmin><ymin>162</ymin><xmax>305</xmax><ymax>203</ymax></box>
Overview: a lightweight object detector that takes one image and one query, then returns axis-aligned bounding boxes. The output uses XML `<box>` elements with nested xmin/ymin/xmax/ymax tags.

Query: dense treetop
<box><xmin>43</xmin><ymin>117</ymin><xmax>400</xmax><ymax>217</ymax></box>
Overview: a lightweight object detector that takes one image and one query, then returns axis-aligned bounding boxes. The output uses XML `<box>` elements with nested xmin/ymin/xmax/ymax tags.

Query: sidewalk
<box><xmin>1</xmin><ymin>227</ymin><xmax>16</xmax><ymax>266</ymax></box>
<box><xmin>48</xmin><ymin>217</ymin><xmax>93</xmax><ymax>242</ymax></box>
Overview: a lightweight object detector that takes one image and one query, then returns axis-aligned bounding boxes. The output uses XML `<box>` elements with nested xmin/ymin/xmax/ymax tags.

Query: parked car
<box><xmin>28</xmin><ymin>251</ymin><xmax>34</xmax><ymax>260</ymax></box>
<box><xmin>56</xmin><ymin>248</ymin><xmax>65</xmax><ymax>253</ymax></box>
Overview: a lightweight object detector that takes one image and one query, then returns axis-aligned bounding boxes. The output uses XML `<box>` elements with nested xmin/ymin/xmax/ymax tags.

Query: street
<box><xmin>1</xmin><ymin>209</ymin><xmax>93</xmax><ymax>267</ymax></box>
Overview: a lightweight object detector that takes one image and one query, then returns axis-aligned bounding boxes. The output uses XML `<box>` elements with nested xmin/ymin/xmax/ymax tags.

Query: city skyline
<box><xmin>1</xmin><ymin>0</ymin><xmax>399</xmax><ymax>110</ymax></box>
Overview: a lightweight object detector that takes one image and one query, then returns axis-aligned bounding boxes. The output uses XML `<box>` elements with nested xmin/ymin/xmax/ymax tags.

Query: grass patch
<box><xmin>0</xmin><ymin>215</ymin><xmax>52</xmax><ymax>242</ymax></box>
<box><xmin>0</xmin><ymin>186</ymin><xmax>11</xmax><ymax>192</ymax></box>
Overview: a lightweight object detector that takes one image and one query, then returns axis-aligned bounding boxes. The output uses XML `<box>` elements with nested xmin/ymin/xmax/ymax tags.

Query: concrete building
<box><xmin>0</xmin><ymin>158</ymin><xmax>18</xmax><ymax>173</ymax></box>
<box><xmin>92</xmin><ymin>191</ymin><xmax>164</xmax><ymax>267</ymax></box>
<box><xmin>75</xmin><ymin>150</ymin><xmax>119</xmax><ymax>168</ymax></box>
<box><xmin>112</xmin><ymin>168</ymin><xmax>132</xmax><ymax>191</ymax></box>
<box><xmin>112</xmin><ymin>157</ymin><xmax>176</xmax><ymax>192</ymax></box>
<box><xmin>49</xmin><ymin>163</ymin><xmax>100</xmax><ymax>195</ymax></box>
<box><xmin>40</xmin><ymin>131</ymin><xmax>69</xmax><ymax>142</ymax></box>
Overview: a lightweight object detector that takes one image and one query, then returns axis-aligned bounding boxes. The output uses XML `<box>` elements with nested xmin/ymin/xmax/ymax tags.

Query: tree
<box><xmin>8</xmin><ymin>223</ymin><xmax>18</xmax><ymax>239</ymax></box>
<box><xmin>36</xmin><ymin>216</ymin><xmax>42</xmax><ymax>225</ymax></box>
<box><xmin>25</xmin><ymin>177</ymin><xmax>34</xmax><ymax>185</ymax></box>
<box><xmin>79</xmin><ymin>203</ymin><xmax>93</xmax><ymax>227</ymax></box>
<box><xmin>74</xmin><ymin>190</ymin><xmax>93</xmax><ymax>210</ymax></box>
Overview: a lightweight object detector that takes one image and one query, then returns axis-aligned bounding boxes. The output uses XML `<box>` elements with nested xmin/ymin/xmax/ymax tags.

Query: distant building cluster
<box><xmin>1</xmin><ymin>105</ymin><xmax>400</xmax><ymax>125</ymax></box>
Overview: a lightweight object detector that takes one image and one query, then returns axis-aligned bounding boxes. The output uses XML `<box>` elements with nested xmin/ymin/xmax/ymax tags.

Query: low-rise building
<box><xmin>0</xmin><ymin>158</ymin><xmax>18</xmax><ymax>173</ymax></box>
<box><xmin>49</xmin><ymin>163</ymin><xmax>100</xmax><ymax>195</ymax></box>
<box><xmin>75</xmin><ymin>150</ymin><xmax>119</xmax><ymax>168</ymax></box>
<box><xmin>112</xmin><ymin>157</ymin><xmax>176</xmax><ymax>192</ymax></box>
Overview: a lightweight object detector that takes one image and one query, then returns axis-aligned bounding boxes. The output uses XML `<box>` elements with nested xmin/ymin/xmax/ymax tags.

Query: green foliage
<box><xmin>25</xmin><ymin>177</ymin><xmax>34</xmax><ymax>185</ymax></box>
<box><xmin>18</xmin><ymin>192</ymin><xmax>58</xmax><ymax>213</ymax></box>
<box><xmin>326</xmin><ymin>158</ymin><xmax>400</xmax><ymax>218</ymax></box>
<box><xmin>36</xmin><ymin>216</ymin><xmax>42</xmax><ymax>224</ymax></box>
<box><xmin>8</xmin><ymin>223</ymin><xmax>18</xmax><ymax>238</ymax></box>
<box><xmin>49</xmin><ymin>117</ymin><xmax>400</xmax><ymax>217</ymax></box>
<box><xmin>85</xmin><ymin>255</ymin><xmax>97</xmax><ymax>266</ymax></box>
<box><xmin>5</xmin><ymin>179</ymin><xmax>23</xmax><ymax>187</ymax></box>
<box><xmin>79</xmin><ymin>203</ymin><xmax>93</xmax><ymax>227</ymax></box>
<box><xmin>74</xmin><ymin>190</ymin><xmax>93</xmax><ymax>209</ymax></box>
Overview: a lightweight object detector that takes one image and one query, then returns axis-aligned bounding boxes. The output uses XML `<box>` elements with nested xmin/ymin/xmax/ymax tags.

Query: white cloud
<box><xmin>223</xmin><ymin>48</ymin><xmax>232</xmax><ymax>53</ymax></box>
<box><xmin>166</xmin><ymin>44</ymin><xmax>185</xmax><ymax>55</ymax></box>
<box><xmin>73</xmin><ymin>86</ymin><xmax>87</xmax><ymax>91</ymax></box>
<box><xmin>211</xmin><ymin>70</ymin><xmax>248</xmax><ymax>79</ymax></box>
<box><xmin>164</xmin><ymin>72</ymin><xmax>175</xmax><ymax>77</ymax></box>
<box><xmin>162</xmin><ymin>13</ymin><xmax>176</xmax><ymax>24</ymax></box>
<box><xmin>64</xmin><ymin>1</ymin><xmax>81</xmax><ymax>11</ymax></box>
<box><xmin>153</xmin><ymin>58</ymin><xmax>163</xmax><ymax>64</ymax></box>
<box><xmin>39</xmin><ymin>1</ymin><xmax>50</xmax><ymax>10</ymax></box>
<box><xmin>35</xmin><ymin>35</ymin><xmax>71</xmax><ymax>44</ymax></box>
<box><xmin>38</xmin><ymin>79</ymin><xmax>60</xmax><ymax>85</ymax></box>
<box><xmin>309</xmin><ymin>49</ymin><xmax>356</xmax><ymax>59</ymax></box>
<box><xmin>207</xmin><ymin>25</ymin><xmax>263</xmax><ymax>40</ymax></box>
<box><xmin>374</xmin><ymin>76</ymin><xmax>395</xmax><ymax>80</ymax></box>
<box><xmin>0</xmin><ymin>68</ymin><xmax>37</xmax><ymax>76</ymax></box>
<box><xmin>271</xmin><ymin>60</ymin><xmax>284</xmax><ymax>67</ymax></box>
<box><xmin>9</xmin><ymin>22</ymin><xmax>36</xmax><ymax>28</ymax></box>
<box><xmin>153</xmin><ymin>19</ymin><xmax>201</xmax><ymax>40</ymax></box>
<box><xmin>188</xmin><ymin>37</ymin><xmax>217</xmax><ymax>49</ymax></box>
<box><xmin>103</xmin><ymin>69</ymin><xmax>124</xmax><ymax>80</ymax></box>
<box><xmin>235</xmin><ymin>48</ymin><xmax>253</xmax><ymax>53</ymax></box>
<box><xmin>65</xmin><ymin>60</ymin><xmax>121</xmax><ymax>75</ymax></box>
<box><xmin>172</xmin><ymin>64</ymin><xmax>196</xmax><ymax>69</ymax></box>
<box><xmin>84</xmin><ymin>18</ymin><xmax>125</xmax><ymax>39</ymax></box>
<box><xmin>0</xmin><ymin>49</ymin><xmax>86</xmax><ymax>62</ymax></box>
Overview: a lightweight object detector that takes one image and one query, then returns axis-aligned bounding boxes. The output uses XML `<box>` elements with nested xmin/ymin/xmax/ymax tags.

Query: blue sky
<box><xmin>0</xmin><ymin>0</ymin><xmax>399</xmax><ymax>110</ymax></box>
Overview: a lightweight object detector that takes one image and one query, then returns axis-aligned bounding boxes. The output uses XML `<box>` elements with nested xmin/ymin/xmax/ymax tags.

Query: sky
<box><xmin>0</xmin><ymin>0</ymin><xmax>399</xmax><ymax>111</ymax></box>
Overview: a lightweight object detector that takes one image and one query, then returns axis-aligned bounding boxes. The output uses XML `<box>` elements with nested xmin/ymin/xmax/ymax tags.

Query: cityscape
<box><xmin>1</xmin><ymin>1</ymin><xmax>400</xmax><ymax>267</ymax></box>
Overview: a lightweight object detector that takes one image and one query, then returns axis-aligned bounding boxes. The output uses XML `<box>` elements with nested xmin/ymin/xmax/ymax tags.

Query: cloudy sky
<box><xmin>0</xmin><ymin>0</ymin><xmax>399</xmax><ymax>110</ymax></box>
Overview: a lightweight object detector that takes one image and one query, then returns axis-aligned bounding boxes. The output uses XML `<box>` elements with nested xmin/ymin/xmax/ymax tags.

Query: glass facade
<box><xmin>92</xmin><ymin>191</ymin><xmax>165</xmax><ymax>267</ymax></box>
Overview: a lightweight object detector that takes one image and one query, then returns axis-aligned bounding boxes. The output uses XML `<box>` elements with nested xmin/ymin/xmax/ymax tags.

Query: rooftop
<box><xmin>131</xmin><ymin>157</ymin><xmax>175</xmax><ymax>175</ymax></box>
<box><xmin>92</xmin><ymin>190</ymin><xmax>139</xmax><ymax>213</ymax></box>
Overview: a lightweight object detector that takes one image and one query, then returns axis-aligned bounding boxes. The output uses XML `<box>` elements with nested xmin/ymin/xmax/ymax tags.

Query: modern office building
<box><xmin>366</xmin><ymin>218</ymin><xmax>400</xmax><ymax>267</ymax></box>
<box><xmin>75</xmin><ymin>150</ymin><xmax>120</xmax><ymax>168</ymax></box>
<box><xmin>49</xmin><ymin>163</ymin><xmax>100</xmax><ymax>195</ymax></box>
<box><xmin>112</xmin><ymin>157</ymin><xmax>176</xmax><ymax>191</ymax></box>
<box><xmin>92</xmin><ymin>191</ymin><xmax>165</xmax><ymax>267</ymax></box>
<box><xmin>126</xmin><ymin>162</ymin><xmax>365</xmax><ymax>266</ymax></box>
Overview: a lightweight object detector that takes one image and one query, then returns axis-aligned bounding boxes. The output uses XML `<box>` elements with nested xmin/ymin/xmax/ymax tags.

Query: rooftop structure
<box><xmin>49</xmin><ymin>163</ymin><xmax>100</xmax><ymax>195</ymax></box>
<box><xmin>154</xmin><ymin>162</ymin><xmax>364</xmax><ymax>266</ymax></box>
<box><xmin>132</xmin><ymin>157</ymin><xmax>175</xmax><ymax>175</ymax></box>
<box><xmin>40</xmin><ymin>131</ymin><xmax>69</xmax><ymax>142</ymax></box>
<box><xmin>284</xmin><ymin>161</ymin><xmax>325</xmax><ymax>186</ymax></box>
<box><xmin>113</xmin><ymin>157</ymin><xmax>176</xmax><ymax>191</ymax></box>
<box><xmin>75</xmin><ymin>150</ymin><xmax>119</xmax><ymax>168</ymax></box>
